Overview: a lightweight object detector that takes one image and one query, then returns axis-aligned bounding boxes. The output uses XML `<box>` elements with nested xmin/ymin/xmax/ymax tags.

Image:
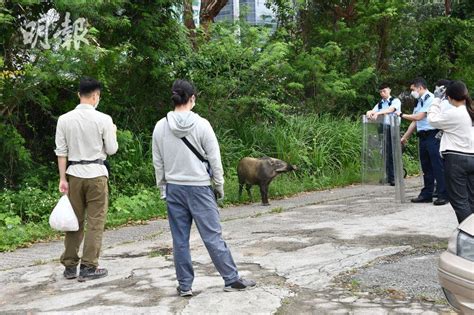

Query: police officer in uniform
<box><xmin>398</xmin><ymin>78</ymin><xmax>449</xmax><ymax>205</ymax></box>
<box><xmin>366</xmin><ymin>83</ymin><xmax>401</xmax><ymax>186</ymax></box>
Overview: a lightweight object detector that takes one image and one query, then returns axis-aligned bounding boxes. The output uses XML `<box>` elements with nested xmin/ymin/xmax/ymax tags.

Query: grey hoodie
<box><xmin>152</xmin><ymin>111</ymin><xmax>224</xmax><ymax>196</ymax></box>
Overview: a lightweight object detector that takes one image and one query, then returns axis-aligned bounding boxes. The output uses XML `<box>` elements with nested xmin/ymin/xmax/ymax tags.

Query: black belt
<box><xmin>68</xmin><ymin>159</ymin><xmax>105</xmax><ymax>166</ymax></box>
<box><xmin>442</xmin><ymin>150</ymin><xmax>474</xmax><ymax>157</ymax></box>
<box><xmin>417</xmin><ymin>129</ymin><xmax>439</xmax><ymax>138</ymax></box>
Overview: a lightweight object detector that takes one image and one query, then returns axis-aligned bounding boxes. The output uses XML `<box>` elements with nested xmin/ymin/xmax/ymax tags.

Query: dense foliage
<box><xmin>1</xmin><ymin>0</ymin><xmax>472</xmax><ymax>250</ymax></box>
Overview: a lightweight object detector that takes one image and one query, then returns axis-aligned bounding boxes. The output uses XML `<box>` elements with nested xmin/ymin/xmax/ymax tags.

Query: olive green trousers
<box><xmin>60</xmin><ymin>175</ymin><xmax>108</xmax><ymax>268</ymax></box>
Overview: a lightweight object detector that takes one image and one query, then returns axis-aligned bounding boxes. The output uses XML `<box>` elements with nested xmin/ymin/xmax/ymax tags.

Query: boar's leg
<box><xmin>259</xmin><ymin>183</ymin><xmax>270</xmax><ymax>206</ymax></box>
<box><xmin>238</xmin><ymin>183</ymin><xmax>244</xmax><ymax>199</ymax></box>
<box><xmin>245</xmin><ymin>184</ymin><xmax>253</xmax><ymax>201</ymax></box>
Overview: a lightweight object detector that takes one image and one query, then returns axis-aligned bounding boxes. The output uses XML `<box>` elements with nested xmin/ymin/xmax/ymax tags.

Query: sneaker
<box><xmin>224</xmin><ymin>278</ymin><xmax>256</xmax><ymax>292</ymax></box>
<box><xmin>177</xmin><ymin>287</ymin><xmax>193</xmax><ymax>297</ymax></box>
<box><xmin>63</xmin><ymin>266</ymin><xmax>77</xmax><ymax>279</ymax></box>
<box><xmin>77</xmin><ymin>265</ymin><xmax>108</xmax><ymax>282</ymax></box>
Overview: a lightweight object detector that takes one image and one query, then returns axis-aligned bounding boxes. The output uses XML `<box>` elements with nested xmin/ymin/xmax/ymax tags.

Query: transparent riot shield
<box><xmin>389</xmin><ymin>114</ymin><xmax>405</xmax><ymax>202</ymax></box>
<box><xmin>361</xmin><ymin>114</ymin><xmax>405</xmax><ymax>202</ymax></box>
<box><xmin>361</xmin><ymin>115</ymin><xmax>385</xmax><ymax>184</ymax></box>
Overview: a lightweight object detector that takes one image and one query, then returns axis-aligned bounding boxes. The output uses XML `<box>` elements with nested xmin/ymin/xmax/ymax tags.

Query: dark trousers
<box><xmin>418</xmin><ymin>133</ymin><xmax>448</xmax><ymax>199</ymax></box>
<box><xmin>384</xmin><ymin>126</ymin><xmax>394</xmax><ymax>183</ymax></box>
<box><xmin>443</xmin><ymin>153</ymin><xmax>474</xmax><ymax>223</ymax></box>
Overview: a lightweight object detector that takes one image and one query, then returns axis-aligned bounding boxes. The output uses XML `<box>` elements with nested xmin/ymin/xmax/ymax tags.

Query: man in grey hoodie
<box><xmin>152</xmin><ymin>79</ymin><xmax>256</xmax><ymax>296</ymax></box>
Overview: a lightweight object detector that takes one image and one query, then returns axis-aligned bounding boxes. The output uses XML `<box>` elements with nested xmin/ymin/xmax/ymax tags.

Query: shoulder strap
<box><xmin>181</xmin><ymin>136</ymin><xmax>209</xmax><ymax>164</ymax></box>
<box><xmin>378</xmin><ymin>97</ymin><xmax>395</xmax><ymax>110</ymax></box>
<box><xmin>388</xmin><ymin>97</ymin><xmax>394</xmax><ymax>107</ymax></box>
<box><xmin>165</xmin><ymin>116</ymin><xmax>210</xmax><ymax>166</ymax></box>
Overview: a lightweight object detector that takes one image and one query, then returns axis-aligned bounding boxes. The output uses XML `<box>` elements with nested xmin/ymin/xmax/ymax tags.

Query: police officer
<box><xmin>398</xmin><ymin>78</ymin><xmax>449</xmax><ymax>205</ymax></box>
<box><xmin>366</xmin><ymin>83</ymin><xmax>401</xmax><ymax>186</ymax></box>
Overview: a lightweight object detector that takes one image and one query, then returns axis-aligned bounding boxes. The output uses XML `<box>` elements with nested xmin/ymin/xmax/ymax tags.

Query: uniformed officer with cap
<box><xmin>398</xmin><ymin>77</ymin><xmax>449</xmax><ymax>205</ymax></box>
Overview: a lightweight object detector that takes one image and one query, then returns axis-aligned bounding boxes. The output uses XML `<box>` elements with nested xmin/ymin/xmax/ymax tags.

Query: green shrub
<box><xmin>108</xmin><ymin>130</ymin><xmax>155</xmax><ymax>195</ymax></box>
<box><xmin>107</xmin><ymin>188</ymin><xmax>167</xmax><ymax>227</ymax></box>
<box><xmin>0</xmin><ymin>123</ymin><xmax>33</xmax><ymax>188</ymax></box>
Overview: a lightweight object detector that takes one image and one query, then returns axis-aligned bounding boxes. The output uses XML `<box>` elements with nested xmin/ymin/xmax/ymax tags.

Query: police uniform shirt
<box><xmin>372</xmin><ymin>97</ymin><xmax>401</xmax><ymax>125</ymax></box>
<box><xmin>413</xmin><ymin>91</ymin><xmax>435</xmax><ymax>131</ymax></box>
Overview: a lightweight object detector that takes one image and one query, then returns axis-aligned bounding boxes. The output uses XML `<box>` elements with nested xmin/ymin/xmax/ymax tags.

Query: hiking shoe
<box><xmin>177</xmin><ymin>287</ymin><xmax>193</xmax><ymax>297</ymax></box>
<box><xmin>63</xmin><ymin>266</ymin><xmax>77</xmax><ymax>279</ymax></box>
<box><xmin>77</xmin><ymin>265</ymin><xmax>108</xmax><ymax>282</ymax></box>
<box><xmin>410</xmin><ymin>196</ymin><xmax>432</xmax><ymax>203</ymax></box>
<box><xmin>224</xmin><ymin>278</ymin><xmax>256</xmax><ymax>292</ymax></box>
<box><xmin>433</xmin><ymin>198</ymin><xmax>449</xmax><ymax>206</ymax></box>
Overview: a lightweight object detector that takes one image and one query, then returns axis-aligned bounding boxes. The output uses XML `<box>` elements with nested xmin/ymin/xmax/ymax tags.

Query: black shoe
<box><xmin>77</xmin><ymin>265</ymin><xmax>108</xmax><ymax>282</ymax></box>
<box><xmin>411</xmin><ymin>196</ymin><xmax>432</xmax><ymax>203</ymax></box>
<box><xmin>177</xmin><ymin>286</ymin><xmax>193</xmax><ymax>297</ymax></box>
<box><xmin>389</xmin><ymin>181</ymin><xmax>395</xmax><ymax>186</ymax></box>
<box><xmin>63</xmin><ymin>266</ymin><xmax>77</xmax><ymax>279</ymax></box>
<box><xmin>224</xmin><ymin>278</ymin><xmax>256</xmax><ymax>292</ymax></box>
<box><xmin>433</xmin><ymin>198</ymin><xmax>449</xmax><ymax>206</ymax></box>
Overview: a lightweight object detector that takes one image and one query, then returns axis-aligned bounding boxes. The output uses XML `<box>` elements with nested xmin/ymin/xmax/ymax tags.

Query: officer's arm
<box><xmin>376</xmin><ymin>107</ymin><xmax>397</xmax><ymax>115</ymax></box>
<box><xmin>401</xmin><ymin>121</ymin><xmax>417</xmax><ymax>143</ymax></box>
<box><xmin>400</xmin><ymin>112</ymin><xmax>426</xmax><ymax>121</ymax></box>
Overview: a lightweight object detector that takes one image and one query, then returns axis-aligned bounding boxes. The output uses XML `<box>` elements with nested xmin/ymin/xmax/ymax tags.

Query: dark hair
<box><xmin>171</xmin><ymin>79</ymin><xmax>196</xmax><ymax>106</ymax></box>
<box><xmin>378</xmin><ymin>83</ymin><xmax>390</xmax><ymax>90</ymax></box>
<box><xmin>435</xmin><ymin>79</ymin><xmax>452</xmax><ymax>88</ymax></box>
<box><xmin>446</xmin><ymin>80</ymin><xmax>474</xmax><ymax>122</ymax></box>
<box><xmin>79</xmin><ymin>77</ymin><xmax>102</xmax><ymax>96</ymax></box>
<box><xmin>410</xmin><ymin>77</ymin><xmax>428</xmax><ymax>89</ymax></box>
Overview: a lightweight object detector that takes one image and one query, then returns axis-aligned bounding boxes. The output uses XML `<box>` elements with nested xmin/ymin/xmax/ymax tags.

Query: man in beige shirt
<box><xmin>54</xmin><ymin>77</ymin><xmax>118</xmax><ymax>281</ymax></box>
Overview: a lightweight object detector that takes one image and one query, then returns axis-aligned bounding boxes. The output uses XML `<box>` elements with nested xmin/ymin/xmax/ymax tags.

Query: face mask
<box><xmin>411</xmin><ymin>91</ymin><xmax>420</xmax><ymax>99</ymax></box>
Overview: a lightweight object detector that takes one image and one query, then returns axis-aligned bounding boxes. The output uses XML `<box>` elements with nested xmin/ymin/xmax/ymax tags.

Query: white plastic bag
<box><xmin>49</xmin><ymin>195</ymin><xmax>79</xmax><ymax>231</ymax></box>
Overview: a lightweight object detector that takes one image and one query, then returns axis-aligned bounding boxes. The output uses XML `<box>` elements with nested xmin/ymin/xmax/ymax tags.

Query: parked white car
<box><xmin>438</xmin><ymin>214</ymin><xmax>474</xmax><ymax>314</ymax></box>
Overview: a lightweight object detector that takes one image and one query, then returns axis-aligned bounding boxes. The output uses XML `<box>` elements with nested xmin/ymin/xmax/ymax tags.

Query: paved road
<box><xmin>0</xmin><ymin>178</ymin><xmax>460</xmax><ymax>314</ymax></box>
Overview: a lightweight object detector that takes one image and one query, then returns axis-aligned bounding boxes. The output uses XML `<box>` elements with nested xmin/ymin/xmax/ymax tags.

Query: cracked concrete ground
<box><xmin>0</xmin><ymin>178</ymin><xmax>461</xmax><ymax>314</ymax></box>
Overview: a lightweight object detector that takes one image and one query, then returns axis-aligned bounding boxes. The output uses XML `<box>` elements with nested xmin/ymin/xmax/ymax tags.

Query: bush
<box><xmin>108</xmin><ymin>130</ymin><xmax>156</xmax><ymax>196</ymax></box>
<box><xmin>0</xmin><ymin>123</ymin><xmax>33</xmax><ymax>188</ymax></box>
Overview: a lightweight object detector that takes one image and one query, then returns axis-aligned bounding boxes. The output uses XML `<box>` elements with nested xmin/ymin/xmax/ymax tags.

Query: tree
<box><xmin>199</xmin><ymin>0</ymin><xmax>229</xmax><ymax>30</ymax></box>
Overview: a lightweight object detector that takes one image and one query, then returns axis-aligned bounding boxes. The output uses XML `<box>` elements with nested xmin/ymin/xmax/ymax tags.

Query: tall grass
<box><xmin>218</xmin><ymin>114</ymin><xmax>363</xmax><ymax>203</ymax></box>
<box><xmin>219</xmin><ymin>114</ymin><xmax>362</xmax><ymax>176</ymax></box>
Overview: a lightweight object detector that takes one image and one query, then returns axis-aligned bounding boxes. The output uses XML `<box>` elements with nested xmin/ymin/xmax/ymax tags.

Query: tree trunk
<box><xmin>183</xmin><ymin>0</ymin><xmax>196</xmax><ymax>31</ymax></box>
<box><xmin>200</xmin><ymin>0</ymin><xmax>229</xmax><ymax>31</ymax></box>
<box><xmin>376</xmin><ymin>18</ymin><xmax>390</xmax><ymax>74</ymax></box>
<box><xmin>445</xmin><ymin>0</ymin><xmax>451</xmax><ymax>16</ymax></box>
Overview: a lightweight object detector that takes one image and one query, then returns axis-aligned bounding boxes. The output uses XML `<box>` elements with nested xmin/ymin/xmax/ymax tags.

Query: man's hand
<box><xmin>366</xmin><ymin>110</ymin><xmax>377</xmax><ymax>120</ymax></box>
<box><xmin>434</xmin><ymin>85</ymin><xmax>447</xmax><ymax>99</ymax></box>
<box><xmin>59</xmin><ymin>179</ymin><xmax>69</xmax><ymax>194</ymax></box>
<box><xmin>401</xmin><ymin>137</ymin><xmax>408</xmax><ymax>145</ymax></box>
<box><xmin>215</xmin><ymin>185</ymin><xmax>224</xmax><ymax>201</ymax></box>
<box><xmin>159</xmin><ymin>185</ymin><xmax>166</xmax><ymax>200</ymax></box>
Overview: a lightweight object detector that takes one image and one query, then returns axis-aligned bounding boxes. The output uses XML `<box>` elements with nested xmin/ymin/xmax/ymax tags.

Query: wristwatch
<box><xmin>400</xmin><ymin>113</ymin><xmax>404</xmax><ymax>118</ymax></box>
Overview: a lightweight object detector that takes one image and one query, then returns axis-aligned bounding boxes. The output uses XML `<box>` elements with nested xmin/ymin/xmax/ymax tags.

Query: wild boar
<box><xmin>237</xmin><ymin>157</ymin><xmax>297</xmax><ymax>206</ymax></box>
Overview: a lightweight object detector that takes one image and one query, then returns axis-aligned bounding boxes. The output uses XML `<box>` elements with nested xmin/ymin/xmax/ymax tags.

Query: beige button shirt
<box><xmin>54</xmin><ymin>104</ymin><xmax>118</xmax><ymax>178</ymax></box>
